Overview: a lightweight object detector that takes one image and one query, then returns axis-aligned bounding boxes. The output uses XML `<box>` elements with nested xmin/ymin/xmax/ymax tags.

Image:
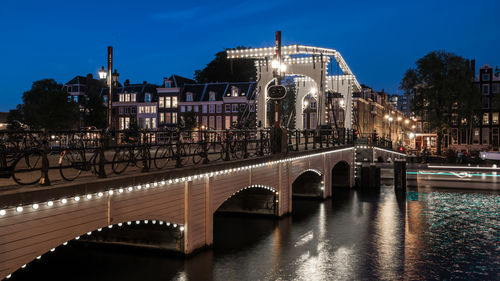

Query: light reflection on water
<box><xmin>9</xmin><ymin>187</ymin><xmax>500</xmax><ymax>281</ymax></box>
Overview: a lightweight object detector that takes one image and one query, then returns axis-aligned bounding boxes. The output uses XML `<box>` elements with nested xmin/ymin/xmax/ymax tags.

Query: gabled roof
<box><xmin>181</xmin><ymin>82</ymin><xmax>256</xmax><ymax>102</ymax></box>
<box><xmin>65</xmin><ymin>75</ymin><xmax>99</xmax><ymax>85</ymax></box>
<box><xmin>169</xmin><ymin>75</ymin><xmax>195</xmax><ymax>88</ymax></box>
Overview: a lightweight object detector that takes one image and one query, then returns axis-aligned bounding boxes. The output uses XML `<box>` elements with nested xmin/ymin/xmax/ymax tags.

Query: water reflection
<box><xmin>9</xmin><ymin>187</ymin><xmax>499</xmax><ymax>281</ymax></box>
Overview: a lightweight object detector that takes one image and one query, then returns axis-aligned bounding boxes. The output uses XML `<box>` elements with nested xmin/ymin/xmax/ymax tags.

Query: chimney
<box><xmin>471</xmin><ymin>59</ymin><xmax>476</xmax><ymax>78</ymax></box>
<box><xmin>124</xmin><ymin>79</ymin><xmax>130</xmax><ymax>86</ymax></box>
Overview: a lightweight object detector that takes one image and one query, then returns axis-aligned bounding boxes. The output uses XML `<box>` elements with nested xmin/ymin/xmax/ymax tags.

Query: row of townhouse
<box><xmin>63</xmin><ymin>73</ymin><xmax>256</xmax><ymax>132</ymax></box>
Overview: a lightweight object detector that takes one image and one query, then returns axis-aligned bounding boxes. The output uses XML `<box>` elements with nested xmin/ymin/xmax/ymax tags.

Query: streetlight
<box><xmin>98</xmin><ymin>66</ymin><xmax>107</xmax><ymax>80</ymax></box>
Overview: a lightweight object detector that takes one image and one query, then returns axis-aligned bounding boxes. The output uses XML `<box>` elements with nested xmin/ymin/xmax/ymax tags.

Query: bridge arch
<box><xmin>292</xmin><ymin>169</ymin><xmax>324</xmax><ymax>198</ymax></box>
<box><xmin>4</xmin><ymin>217</ymin><xmax>185</xmax><ymax>280</ymax></box>
<box><xmin>214</xmin><ymin>185</ymin><xmax>278</xmax><ymax>216</ymax></box>
<box><xmin>331</xmin><ymin>160</ymin><xmax>351</xmax><ymax>190</ymax></box>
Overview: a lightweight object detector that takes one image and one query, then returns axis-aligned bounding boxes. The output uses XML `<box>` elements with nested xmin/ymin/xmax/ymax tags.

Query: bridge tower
<box><xmin>227</xmin><ymin>45</ymin><xmax>361</xmax><ymax>130</ymax></box>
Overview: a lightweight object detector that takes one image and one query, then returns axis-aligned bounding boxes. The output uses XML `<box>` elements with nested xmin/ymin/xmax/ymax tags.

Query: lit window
<box><xmin>209</xmin><ymin>92</ymin><xmax>216</xmax><ymax>101</ymax></box>
<box><xmin>172</xmin><ymin>96</ymin><xmax>178</xmax><ymax>107</ymax></box>
<box><xmin>166</xmin><ymin>97</ymin><xmax>171</xmax><ymax>108</ymax></box>
<box><xmin>125</xmin><ymin>94</ymin><xmax>130</xmax><ymax>102</ymax></box>
<box><xmin>131</xmin><ymin>94</ymin><xmax>136</xmax><ymax>102</ymax></box>
<box><xmin>159</xmin><ymin>97</ymin><xmax>164</xmax><ymax>108</ymax></box>
<box><xmin>139</xmin><ymin>106</ymin><xmax>144</xmax><ymax>114</ymax></box>
<box><xmin>483</xmin><ymin>113</ymin><xmax>489</xmax><ymax>125</ymax></box>
<box><xmin>232</xmin><ymin>86</ymin><xmax>238</xmax><ymax>97</ymax></box>
<box><xmin>172</xmin><ymin>112</ymin><xmax>177</xmax><ymax>124</ymax></box>
<box><xmin>166</xmin><ymin>113</ymin><xmax>171</xmax><ymax>124</ymax></box>
<box><xmin>151</xmin><ymin>118</ymin><xmax>156</xmax><ymax>129</ymax></box>
<box><xmin>119</xmin><ymin>94</ymin><xmax>124</xmax><ymax>102</ymax></box>
<box><xmin>160</xmin><ymin>112</ymin><xmax>164</xmax><ymax>123</ymax></box>
<box><xmin>493</xmin><ymin>112</ymin><xmax>499</xmax><ymax>125</ymax></box>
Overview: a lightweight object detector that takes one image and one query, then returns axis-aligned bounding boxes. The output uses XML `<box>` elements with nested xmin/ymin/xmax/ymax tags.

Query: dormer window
<box><xmin>145</xmin><ymin>93</ymin><xmax>152</xmax><ymax>102</ymax></box>
<box><xmin>186</xmin><ymin>92</ymin><xmax>193</xmax><ymax>102</ymax></box>
<box><xmin>165</xmin><ymin>82</ymin><xmax>171</xmax><ymax>88</ymax></box>
<box><xmin>231</xmin><ymin>86</ymin><xmax>238</xmax><ymax>97</ymax></box>
<box><xmin>209</xmin><ymin>91</ymin><xmax>216</xmax><ymax>101</ymax></box>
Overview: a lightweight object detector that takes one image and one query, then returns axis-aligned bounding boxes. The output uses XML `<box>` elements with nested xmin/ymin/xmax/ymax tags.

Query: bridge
<box><xmin>0</xmin><ymin>127</ymin><xmax>405</xmax><ymax>280</ymax></box>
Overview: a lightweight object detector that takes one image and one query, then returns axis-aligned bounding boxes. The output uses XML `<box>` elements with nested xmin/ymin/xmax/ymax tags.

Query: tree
<box><xmin>22</xmin><ymin>79</ymin><xmax>80</xmax><ymax>130</ymax></box>
<box><xmin>83</xmin><ymin>79</ymin><xmax>107</xmax><ymax>129</ymax></box>
<box><xmin>194</xmin><ymin>47</ymin><xmax>256</xmax><ymax>83</ymax></box>
<box><xmin>181</xmin><ymin>111</ymin><xmax>197</xmax><ymax>131</ymax></box>
<box><xmin>6</xmin><ymin>104</ymin><xmax>25</xmax><ymax>130</ymax></box>
<box><xmin>400</xmin><ymin>51</ymin><xmax>480</xmax><ymax>155</ymax></box>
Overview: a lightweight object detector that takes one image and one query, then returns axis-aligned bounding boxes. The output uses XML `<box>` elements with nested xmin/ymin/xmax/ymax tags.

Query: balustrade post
<box><xmin>202</xmin><ymin>130</ymin><xmax>209</xmax><ymax>164</ymax></box>
<box><xmin>312</xmin><ymin>130</ymin><xmax>317</xmax><ymax>150</ymax></box>
<box><xmin>243</xmin><ymin>131</ymin><xmax>249</xmax><ymax>159</ymax></box>
<box><xmin>39</xmin><ymin>130</ymin><xmax>51</xmax><ymax>186</ymax></box>
<box><xmin>224</xmin><ymin>131</ymin><xmax>231</xmax><ymax>161</ymax></box>
<box><xmin>304</xmin><ymin>130</ymin><xmax>308</xmax><ymax>150</ymax></box>
<box><xmin>141</xmin><ymin>131</ymin><xmax>150</xmax><ymax>172</ymax></box>
<box><xmin>295</xmin><ymin>130</ymin><xmax>299</xmax><ymax>151</ymax></box>
<box><xmin>259</xmin><ymin>129</ymin><xmax>264</xmax><ymax>156</ymax></box>
<box><xmin>98</xmin><ymin>130</ymin><xmax>107</xmax><ymax>178</ymax></box>
<box><xmin>175</xmin><ymin>131</ymin><xmax>183</xmax><ymax>168</ymax></box>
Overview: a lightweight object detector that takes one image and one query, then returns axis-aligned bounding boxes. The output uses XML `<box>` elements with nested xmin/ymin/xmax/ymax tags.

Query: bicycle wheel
<box><xmin>12</xmin><ymin>152</ymin><xmax>43</xmax><ymax>185</ymax></box>
<box><xmin>192</xmin><ymin>145</ymin><xmax>205</xmax><ymax>165</ymax></box>
<box><xmin>232</xmin><ymin>142</ymin><xmax>245</xmax><ymax>159</ymax></box>
<box><xmin>209</xmin><ymin>142</ymin><xmax>223</xmax><ymax>162</ymax></box>
<box><xmin>92</xmin><ymin>150</ymin><xmax>113</xmax><ymax>176</ymax></box>
<box><xmin>135</xmin><ymin>147</ymin><xmax>151</xmax><ymax>170</ymax></box>
<box><xmin>154</xmin><ymin>145</ymin><xmax>171</xmax><ymax>169</ymax></box>
<box><xmin>59</xmin><ymin>149</ymin><xmax>83</xmax><ymax>181</ymax></box>
<box><xmin>112</xmin><ymin>148</ymin><xmax>129</xmax><ymax>174</ymax></box>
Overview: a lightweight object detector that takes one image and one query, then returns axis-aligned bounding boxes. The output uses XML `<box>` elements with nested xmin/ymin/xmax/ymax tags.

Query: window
<box><xmin>473</xmin><ymin>128</ymin><xmax>480</xmax><ymax>144</ymax></box>
<box><xmin>216</xmin><ymin>116</ymin><xmax>222</xmax><ymax>129</ymax></box>
<box><xmin>202</xmin><ymin>105</ymin><xmax>207</xmax><ymax>113</ymax></box>
<box><xmin>216</xmin><ymin>104</ymin><xmax>222</xmax><ymax>113</ymax></box>
<box><xmin>160</xmin><ymin>112</ymin><xmax>165</xmax><ymax>123</ymax></box>
<box><xmin>482</xmin><ymin>74</ymin><xmax>490</xmax><ymax>81</ymax></box>
<box><xmin>187</xmin><ymin>105</ymin><xmax>192</xmax><ymax>112</ymax></box>
<box><xmin>172</xmin><ymin>112</ymin><xmax>177</xmax><ymax>124</ymax></box>
<box><xmin>159</xmin><ymin>97</ymin><xmax>164</xmax><ymax>108</ymax></box>
<box><xmin>232</xmin><ymin>104</ymin><xmax>238</xmax><ymax>112</ymax></box>
<box><xmin>139</xmin><ymin>106</ymin><xmax>144</xmax><ymax>114</ymax></box>
<box><xmin>166</xmin><ymin>113</ymin><xmax>171</xmax><ymax>124</ymax></box>
<box><xmin>225</xmin><ymin>116</ymin><xmax>231</xmax><ymax>129</ymax></box>
<box><xmin>209</xmin><ymin>116</ymin><xmax>215</xmax><ymax>128</ymax></box>
<box><xmin>194</xmin><ymin>105</ymin><xmax>199</xmax><ymax>112</ymax></box>
<box><xmin>151</xmin><ymin>106</ymin><xmax>156</xmax><ymax>114</ymax></box>
<box><xmin>202</xmin><ymin>116</ymin><xmax>207</xmax><ymax>126</ymax></box>
<box><xmin>483</xmin><ymin>113</ymin><xmax>489</xmax><ymax>125</ymax></box>
<box><xmin>482</xmin><ymin>128</ymin><xmax>489</xmax><ymax>144</ymax></box>
<box><xmin>165</xmin><ymin>82</ymin><xmax>171</xmax><ymax>88</ymax></box>
<box><xmin>166</xmin><ymin>97</ymin><xmax>171</xmax><ymax>108</ymax></box>
<box><xmin>131</xmin><ymin>107</ymin><xmax>136</xmax><ymax>114</ymax></box>
<box><xmin>311</xmin><ymin>102</ymin><xmax>317</xmax><ymax>109</ymax></box>
<box><xmin>186</xmin><ymin>93</ymin><xmax>193</xmax><ymax>102</ymax></box>
<box><xmin>180</xmin><ymin>106</ymin><xmax>186</xmax><ymax>112</ymax></box>
<box><xmin>225</xmin><ymin>104</ymin><xmax>231</xmax><ymax>112</ymax></box>
<box><xmin>125</xmin><ymin>94</ymin><xmax>130</xmax><ymax>102</ymax></box>
<box><xmin>482</xmin><ymin>97</ymin><xmax>490</xmax><ymax>109</ymax></box>
<box><xmin>492</xmin><ymin>84</ymin><xmax>499</xmax><ymax>94</ymax></box>
<box><xmin>209</xmin><ymin>92</ymin><xmax>216</xmax><ymax>101</ymax></box>
<box><xmin>119</xmin><ymin>94</ymin><xmax>125</xmax><ymax>102</ymax></box>
<box><xmin>145</xmin><ymin>93</ymin><xmax>152</xmax><ymax>102</ymax></box>
<box><xmin>172</xmin><ymin>97</ymin><xmax>178</xmax><ymax>107</ymax></box>
<box><xmin>483</xmin><ymin>84</ymin><xmax>489</xmax><ymax>95</ymax></box>
<box><xmin>209</xmin><ymin>105</ymin><xmax>215</xmax><ymax>113</ymax></box>
<box><xmin>131</xmin><ymin>94</ymin><xmax>136</xmax><ymax>102</ymax></box>
<box><xmin>151</xmin><ymin>118</ymin><xmax>156</xmax><ymax>129</ymax></box>
<box><xmin>493</xmin><ymin>112</ymin><xmax>499</xmax><ymax>125</ymax></box>
<box><xmin>145</xmin><ymin>118</ymin><xmax>151</xmax><ymax>129</ymax></box>
<box><xmin>232</xmin><ymin>86</ymin><xmax>238</xmax><ymax>97</ymax></box>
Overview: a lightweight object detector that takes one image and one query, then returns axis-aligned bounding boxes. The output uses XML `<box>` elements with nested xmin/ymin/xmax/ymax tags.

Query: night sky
<box><xmin>1</xmin><ymin>0</ymin><xmax>499</xmax><ymax>111</ymax></box>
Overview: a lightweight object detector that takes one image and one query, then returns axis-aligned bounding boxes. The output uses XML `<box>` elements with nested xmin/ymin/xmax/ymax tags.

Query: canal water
<box><xmin>10</xmin><ymin>186</ymin><xmax>499</xmax><ymax>281</ymax></box>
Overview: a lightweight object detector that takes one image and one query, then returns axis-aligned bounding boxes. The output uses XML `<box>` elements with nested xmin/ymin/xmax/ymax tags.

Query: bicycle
<box><xmin>192</xmin><ymin>130</ymin><xmax>223</xmax><ymax>164</ymax></box>
<box><xmin>112</xmin><ymin>133</ymin><xmax>151</xmax><ymax>174</ymax></box>
<box><xmin>0</xmin><ymin>133</ymin><xmax>44</xmax><ymax>185</ymax></box>
<box><xmin>58</xmin><ymin>133</ymin><xmax>110</xmax><ymax>181</ymax></box>
<box><xmin>154</xmin><ymin>129</ymin><xmax>187</xmax><ymax>169</ymax></box>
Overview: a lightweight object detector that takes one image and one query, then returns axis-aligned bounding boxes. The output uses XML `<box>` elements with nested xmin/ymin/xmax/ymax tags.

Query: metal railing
<box><xmin>0</xmin><ymin>128</ymin><xmax>355</xmax><ymax>186</ymax></box>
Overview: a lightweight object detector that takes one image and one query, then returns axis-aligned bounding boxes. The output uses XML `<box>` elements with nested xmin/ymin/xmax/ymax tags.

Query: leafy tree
<box><xmin>194</xmin><ymin>47</ymin><xmax>257</xmax><ymax>83</ymax></box>
<box><xmin>400</xmin><ymin>51</ymin><xmax>479</xmax><ymax>154</ymax></box>
<box><xmin>22</xmin><ymin>79</ymin><xmax>79</xmax><ymax>130</ymax></box>
<box><xmin>181</xmin><ymin>111</ymin><xmax>197</xmax><ymax>131</ymax></box>
<box><xmin>6</xmin><ymin>104</ymin><xmax>25</xmax><ymax>130</ymax></box>
<box><xmin>83</xmin><ymin>79</ymin><xmax>107</xmax><ymax>129</ymax></box>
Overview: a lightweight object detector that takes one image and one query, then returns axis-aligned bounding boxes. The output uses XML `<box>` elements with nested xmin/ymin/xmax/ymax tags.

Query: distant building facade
<box><xmin>157</xmin><ymin>75</ymin><xmax>195</xmax><ymax>129</ymax></box>
<box><xmin>179</xmin><ymin>82</ymin><xmax>256</xmax><ymax>130</ymax></box>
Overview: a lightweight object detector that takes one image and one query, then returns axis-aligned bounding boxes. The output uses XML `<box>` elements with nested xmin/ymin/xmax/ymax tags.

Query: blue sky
<box><xmin>0</xmin><ymin>0</ymin><xmax>499</xmax><ymax>111</ymax></box>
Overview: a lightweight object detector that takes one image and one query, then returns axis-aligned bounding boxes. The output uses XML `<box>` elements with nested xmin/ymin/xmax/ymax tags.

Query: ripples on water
<box><xmin>9</xmin><ymin>187</ymin><xmax>500</xmax><ymax>281</ymax></box>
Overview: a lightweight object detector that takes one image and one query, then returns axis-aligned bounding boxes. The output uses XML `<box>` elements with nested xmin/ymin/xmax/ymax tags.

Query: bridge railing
<box><xmin>355</xmin><ymin>133</ymin><xmax>393</xmax><ymax>150</ymax></box>
<box><xmin>0</xmin><ymin>127</ymin><xmax>354</xmax><ymax>187</ymax></box>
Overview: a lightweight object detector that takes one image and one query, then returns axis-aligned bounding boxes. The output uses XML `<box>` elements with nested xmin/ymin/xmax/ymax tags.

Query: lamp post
<box><xmin>98</xmin><ymin>47</ymin><xmax>114</xmax><ymax>130</ymax></box>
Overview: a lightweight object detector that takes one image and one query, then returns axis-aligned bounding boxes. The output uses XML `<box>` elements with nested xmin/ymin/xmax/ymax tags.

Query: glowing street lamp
<box><xmin>98</xmin><ymin>66</ymin><xmax>107</xmax><ymax>80</ymax></box>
